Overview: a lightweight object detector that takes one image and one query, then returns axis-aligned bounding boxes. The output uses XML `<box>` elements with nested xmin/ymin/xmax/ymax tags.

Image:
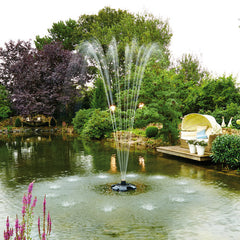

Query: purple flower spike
<box><xmin>31</xmin><ymin>196</ymin><xmax>37</xmax><ymax>209</ymax></box>
<box><xmin>22</xmin><ymin>194</ymin><xmax>27</xmax><ymax>206</ymax></box>
<box><xmin>42</xmin><ymin>232</ymin><xmax>46</xmax><ymax>240</ymax></box>
<box><xmin>4</xmin><ymin>217</ymin><xmax>13</xmax><ymax>240</ymax></box>
<box><xmin>47</xmin><ymin>211</ymin><xmax>52</xmax><ymax>235</ymax></box>
<box><xmin>28</xmin><ymin>181</ymin><xmax>34</xmax><ymax>195</ymax></box>
<box><xmin>43</xmin><ymin>195</ymin><xmax>46</xmax><ymax>216</ymax></box>
<box><xmin>6</xmin><ymin>216</ymin><xmax>9</xmax><ymax>229</ymax></box>
<box><xmin>15</xmin><ymin>216</ymin><xmax>19</xmax><ymax>231</ymax></box>
<box><xmin>38</xmin><ymin>216</ymin><xmax>41</xmax><ymax>238</ymax></box>
<box><xmin>27</xmin><ymin>192</ymin><xmax>32</xmax><ymax>206</ymax></box>
<box><xmin>22</xmin><ymin>205</ymin><xmax>26</xmax><ymax>217</ymax></box>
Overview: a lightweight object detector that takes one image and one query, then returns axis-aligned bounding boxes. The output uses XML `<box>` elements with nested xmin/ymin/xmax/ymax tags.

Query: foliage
<box><xmin>211</xmin><ymin>134</ymin><xmax>240</xmax><ymax>169</ymax></box>
<box><xmin>91</xmin><ymin>78</ymin><xmax>108</xmax><ymax>110</ymax></box>
<box><xmin>0</xmin><ymin>84</ymin><xmax>11</xmax><ymax>120</ymax></box>
<box><xmin>200</xmin><ymin>103</ymin><xmax>240</xmax><ymax>129</ymax></box>
<box><xmin>195</xmin><ymin>140</ymin><xmax>207</xmax><ymax>146</ymax></box>
<box><xmin>131</xmin><ymin>128</ymin><xmax>146</xmax><ymax>137</ymax></box>
<box><xmin>15</xmin><ymin>117</ymin><xmax>22</xmax><ymax>127</ymax></box>
<box><xmin>4</xmin><ymin>181</ymin><xmax>51</xmax><ymax>240</ymax></box>
<box><xmin>134</xmin><ymin>106</ymin><xmax>160</xmax><ymax>128</ymax></box>
<box><xmin>72</xmin><ymin>108</ymin><xmax>93</xmax><ymax>134</ymax></box>
<box><xmin>0</xmin><ymin>40</ymin><xmax>89</xmax><ymax>117</ymax></box>
<box><xmin>81</xmin><ymin>109</ymin><xmax>112</xmax><ymax>139</ymax></box>
<box><xmin>174</xmin><ymin>54</ymin><xmax>209</xmax><ymax>115</ymax></box>
<box><xmin>146</xmin><ymin>126</ymin><xmax>159</xmax><ymax>138</ymax></box>
<box><xmin>175</xmin><ymin>54</ymin><xmax>207</xmax><ymax>85</ymax></box>
<box><xmin>35</xmin><ymin>7</ymin><xmax>172</xmax><ymax>69</ymax></box>
<box><xmin>139</xmin><ymin>65</ymin><xmax>181</xmax><ymax>144</ymax></box>
<box><xmin>35</xmin><ymin>19</ymin><xmax>81</xmax><ymax>50</ymax></box>
<box><xmin>187</xmin><ymin>140</ymin><xmax>196</xmax><ymax>145</ymax></box>
<box><xmin>186</xmin><ymin>75</ymin><xmax>240</xmax><ymax>113</ymax></box>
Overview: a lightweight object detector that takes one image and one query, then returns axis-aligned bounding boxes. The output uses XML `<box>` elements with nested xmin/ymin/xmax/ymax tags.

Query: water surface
<box><xmin>0</xmin><ymin>135</ymin><xmax>240</xmax><ymax>239</ymax></box>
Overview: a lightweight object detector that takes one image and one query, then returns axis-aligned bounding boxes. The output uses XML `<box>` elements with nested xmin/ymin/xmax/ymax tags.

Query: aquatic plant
<box><xmin>38</xmin><ymin>195</ymin><xmax>52</xmax><ymax>240</ymax></box>
<box><xmin>3</xmin><ymin>182</ymin><xmax>51</xmax><ymax>240</ymax></box>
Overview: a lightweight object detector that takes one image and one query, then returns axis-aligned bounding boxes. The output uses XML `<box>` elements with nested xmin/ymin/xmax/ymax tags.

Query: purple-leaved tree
<box><xmin>0</xmin><ymin>40</ymin><xmax>89</xmax><ymax>117</ymax></box>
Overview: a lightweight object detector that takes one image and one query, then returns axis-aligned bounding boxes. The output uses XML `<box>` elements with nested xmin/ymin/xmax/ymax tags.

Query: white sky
<box><xmin>1</xmin><ymin>0</ymin><xmax>240</xmax><ymax>81</ymax></box>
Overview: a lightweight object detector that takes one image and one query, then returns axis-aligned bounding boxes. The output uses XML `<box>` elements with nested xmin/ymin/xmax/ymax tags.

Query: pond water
<box><xmin>0</xmin><ymin>135</ymin><xmax>240</xmax><ymax>239</ymax></box>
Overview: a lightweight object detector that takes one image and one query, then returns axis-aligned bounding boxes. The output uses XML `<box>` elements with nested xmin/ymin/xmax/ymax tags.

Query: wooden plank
<box><xmin>156</xmin><ymin>146</ymin><xmax>211</xmax><ymax>162</ymax></box>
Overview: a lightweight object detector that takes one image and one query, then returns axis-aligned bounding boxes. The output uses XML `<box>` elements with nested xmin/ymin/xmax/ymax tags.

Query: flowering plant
<box><xmin>3</xmin><ymin>181</ymin><xmax>51</xmax><ymax>240</ymax></box>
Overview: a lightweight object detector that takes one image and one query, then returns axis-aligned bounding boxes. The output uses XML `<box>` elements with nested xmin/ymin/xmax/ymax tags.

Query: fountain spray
<box><xmin>79</xmin><ymin>38</ymin><xmax>159</xmax><ymax>191</ymax></box>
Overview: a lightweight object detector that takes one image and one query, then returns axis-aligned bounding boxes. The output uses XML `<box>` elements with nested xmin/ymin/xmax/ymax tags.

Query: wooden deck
<box><xmin>156</xmin><ymin>146</ymin><xmax>211</xmax><ymax>162</ymax></box>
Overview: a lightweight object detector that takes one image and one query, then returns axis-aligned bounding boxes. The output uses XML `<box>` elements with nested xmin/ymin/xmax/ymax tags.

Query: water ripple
<box><xmin>141</xmin><ymin>204</ymin><xmax>156</xmax><ymax>211</ymax></box>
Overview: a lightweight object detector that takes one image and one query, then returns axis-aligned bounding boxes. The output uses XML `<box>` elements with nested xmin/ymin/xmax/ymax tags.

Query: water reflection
<box><xmin>138</xmin><ymin>156</ymin><xmax>145</xmax><ymax>172</ymax></box>
<box><xmin>109</xmin><ymin>154</ymin><xmax>117</xmax><ymax>173</ymax></box>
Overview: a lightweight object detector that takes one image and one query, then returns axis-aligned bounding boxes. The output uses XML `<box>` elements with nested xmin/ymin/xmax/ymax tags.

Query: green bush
<box><xmin>81</xmin><ymin>109</ymin><xmax>112</xmax><ymax>140</ymax></box>
<box><xmin>72</xmin><ymin>109</ymin><xmax>93</xmax><ymax>134</ymax></box>
<box><xmin>146</xmin><ymin>126</ymin><xmax>159</xmax><ymax>138</ymax></box>
<box><xmin>211</xmin><ymin>134</ymin><xmax>240</xmax><ymax>169</ymax></box>
<box><xmin>15</xmin><ymin>117</ymin><xmax>22</xmax><ymax>127</ymax></box>
<box><xmin>203</xmin><ymin>103</ymin><xmax>240</xmax><ymax>127</ymax></box>
<box><xmin>134</xmin><ymin>107</ymin><xmax>160</xmax><ymax>128</ymax></box>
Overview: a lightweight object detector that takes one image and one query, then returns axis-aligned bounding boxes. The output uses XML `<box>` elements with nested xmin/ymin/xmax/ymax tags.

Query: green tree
<box><xmin>91</xmin><ymin>77</ymin><xmax>108</xmax><ymax>110</ymax></box>
<box><xmin>176</xmin><ymin>54</ymin><xmax>207</xmax><ymax>84</ymax></box>
<box><xmin>138</xmin><ymin>63</ymin><xmax>181</xmax><ymax>144</ymax></box>
<box><xmin>35</xmin><ymin>19</ymin><xmax>81</xmax><ymax>50</ymax></box>
<box><xmin>186</xmin><ymin>75</ymin><xmax>240</xmax><ymax>113</ymax></box>
<box><xmin>0</xmin><ymin>84</ymin><xmax>11</xmax><ymax>120</ymax></box>
<box><xmin>173</xmin><ymin>54</ymin><xmax>208</xmax><ymax>115</ymax></box>
<box><xmin>35</xmin><ymin>7</ymin><xmax>172</xmax><ymax>68</ymax></box>
<box><xmin>81</xmin><ymin>109</ymin><xmax>112</xmax><ymax>139</ymax></box>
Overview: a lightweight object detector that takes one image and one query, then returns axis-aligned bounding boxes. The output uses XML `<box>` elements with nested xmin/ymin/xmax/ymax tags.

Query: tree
<box><xmin>35</xmin><ymin>19</ymin><xmax>81</xmax><ymax>50</ymax></box>
<box><xmin>91</xmin><ymin>77</ymin><xmax>108</xmax><ymax>110</ymax></box>
<box><xmin>138</xmin><ymin>63</ymin><xmax>181</xmax><ymax>144</ymax></box>
<box><xmin>185</xmin><ymin>75</ymin><xmax>240</xmax><ymax>113</ymax></box>
<box><xmin>173</xmin><ymin>54</ymin><xmax>209</xmax><ymax>115</ymax></box>
<box><xmin>0</xmin><ymin>84</ymin><xmax>11</xmax><ymax>120</ymax></box>
<box><xmin>176</xmin><ymin>54</ymin><xmax>207</xmax><ymax>84</ymax></box>
<box><xmin>0</xmin><ymin>40</ymin><xmax>89</xmax><ymax>117</ymax></box>
<box><xmin>35</xmin><ymin>7</ymin><xmax>172</xmax><ymax>68</ymax></box>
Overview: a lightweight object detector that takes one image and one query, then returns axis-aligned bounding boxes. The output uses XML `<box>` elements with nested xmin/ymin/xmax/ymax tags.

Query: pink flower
<box><xmin>6</xmin><ymin>216</ymin><xmax>9</xmax><ymax>229</ymax></box>
<box><xmin>22</xmin><ymin>205</ymin><xmax>26</xmax><ymax>217</ymax></box>
<box><xmin>27</xmin><ymin>192</ymin><xmax>32</xmax><ymax>206</ymax></box>
<box><xmin>43</xmin><ymin>195</ymin><xmax>46</xmax><ymax>216</ymax></box>
<box><xmin>31</xmin><ymin>196</ymin><xmax>37</xmax><ymax>210</ymax></box>
<box><xmin>47</xmin><ymin>212</ymin><xmax>52</xmax><ymax>235</ymax></box>
<box><xmin>28</xmin><ymin>181</ymin><xmax>34</xmax><ymax>195</ymax></box>
<box><xmin>38</xmin><ymin>216</ymin><xmax>41</xmax><ymax>238</ymax></box>
<box><xmin>22</xmin><ymin>194</ymin><xmax>27</xmax><ymax>206</ymax></box>
<box><xmin>42</xmin><ymin>232</ymin><xmax>46</xmax><ymax>240</ymax></box>
<box><xmin>15</xmin><ymin>216</ymin><xmax>19</xmax><ymax>231</ymax></box>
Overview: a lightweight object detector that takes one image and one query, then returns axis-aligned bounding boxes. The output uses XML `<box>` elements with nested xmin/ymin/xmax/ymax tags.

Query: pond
<box><xmin>0</xmin><ymin>134</ymin><xmax>240</xmax><ymax>239</ymax></box>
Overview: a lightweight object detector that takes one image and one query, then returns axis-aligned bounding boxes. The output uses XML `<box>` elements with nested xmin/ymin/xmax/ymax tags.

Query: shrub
<box><xmin>211</xmin><ymin>134</ymin><xmax>240</xmax><ymax>169</ymax></box>
<box><xmin>146</xmin><ymin>126</ymin><xmax>159</xmax><ymax>138</ymax></box>
<box><xmin>134</xmin><ymin>107</ymin><xmax>160</xmax><ymax>128</ymax></box>
<box><xmin>232</xmin><ymin>114</ymin><xmax>240</xmax><ymax>129</ymax></box>
<box><xmin>81</xmin><ymin>109</ymin><xmax>113</xmax><ymax>140</ymax></box>
<box><xmin>15</xmin><ymin>117</ymin><xmax>22</xmax><ymax>127</ymax></box>
<box><xmin>72</xmin><ymin>109</ymin><xmax>93</xmax><ymax>134</ymax></box>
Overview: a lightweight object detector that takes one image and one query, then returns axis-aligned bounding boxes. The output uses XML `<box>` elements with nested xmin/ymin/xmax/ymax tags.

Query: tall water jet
<box><xmin>79</xmin><ymin>38</ymin><xmax>159</xmax><ymax>191</ymax></box>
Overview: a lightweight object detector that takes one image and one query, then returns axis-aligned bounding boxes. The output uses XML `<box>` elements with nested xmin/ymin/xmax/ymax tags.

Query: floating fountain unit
<box><xmin>111</xmin><ymin>180</ymin><xmax>136</xmax><ymax>192</ymax></box>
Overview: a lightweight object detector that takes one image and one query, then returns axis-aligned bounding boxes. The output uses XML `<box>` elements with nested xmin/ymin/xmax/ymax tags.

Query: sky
<box><xmin>1</xmin><ymin>0</ymin><xmax>240</xmax><ymax>82</ymax></box>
